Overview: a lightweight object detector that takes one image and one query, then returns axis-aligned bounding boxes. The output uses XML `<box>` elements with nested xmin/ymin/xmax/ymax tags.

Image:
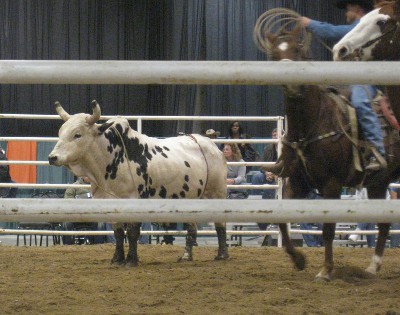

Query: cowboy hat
<box><xmin>205</xmin><ymin>129</ymin><xmax>220</xmax><ymax>137</ymax></box>
<box><xmin>336</xmin><ymin>0</ymin><xmax>374</xmax><ymax>12</ymax></box>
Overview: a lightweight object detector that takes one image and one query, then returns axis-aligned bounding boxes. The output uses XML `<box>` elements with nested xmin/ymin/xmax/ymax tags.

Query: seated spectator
<box><xmin>251</xmin><ymin>128</ymin><xmax>278</xmax><ymax>198</ymax></box>
<box><xmin>389</xmin><ymin>181</ymin><xmax>400</xmax><ymax>248</ymax></box>
<box><xmin>223</xmin><ymin>143</ymin><xmax>248</xmax><ymax>199</ymax></box>
<box><xmin>226</xmin><ymin>121</ymin><xmax>258</xmax><ymax>173</ymax></box>
<box><xmin>300</xmin><ymin>190</ymin><xmax>324</xmax><ymax>247</ymax></box>
<box><xmin>0</xmin><ymin>146</ymin><xmax>18</xmax><ymax>198</ymax></box>
<box><xmin>63</xmin><ymin>176</ymin><xmax>115</xmax><ymax>245</ymax></box>
<box><xmin>348</xmin><ymin>188</ymin><xmax>376</xmax><ymax>248</ymax></box>
<box><xmin>204</xmin><ymin>129</ymin><xmax>220</xmax><ymax>140</ymax></box>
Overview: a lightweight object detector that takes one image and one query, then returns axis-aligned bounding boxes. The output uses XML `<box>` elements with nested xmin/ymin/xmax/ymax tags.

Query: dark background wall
<box><xmin>0</xmin><ymin>0</ymin><xmax>345</xmax><ymax>138</ymax></box>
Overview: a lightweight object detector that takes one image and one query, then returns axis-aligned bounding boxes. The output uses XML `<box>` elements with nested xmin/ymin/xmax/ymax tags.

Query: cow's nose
<box><xmin>48</xmin><ymin>155</ymin><xmax>58</xmax><ymax>165</ymax></box>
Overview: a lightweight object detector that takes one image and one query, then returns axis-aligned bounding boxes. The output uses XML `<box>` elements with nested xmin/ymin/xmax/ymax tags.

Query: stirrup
<box><xmin>365</xmin><ymin>147</ymin><xmax>387</xmax><ymax>171</ymax></box>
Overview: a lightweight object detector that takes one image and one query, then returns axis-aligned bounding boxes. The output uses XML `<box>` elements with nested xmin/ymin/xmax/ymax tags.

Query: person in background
<box><xmin>251</xmin><ymin>128</ymin><xmax>278</xmax><ymax>199</ymax></box>
<box><xmin>63</xmin><ymin>176</ymin><xmax>115</xmax><ymax>244</ymax></box>
<box><xmin>389</xmin><ymin>181</ymin><xmax>400</xmax><ymax>248</ymax></box>
<box><xmin>347</xmin><ymin>188</ymin><xmax>376</xmax><ymax>248</ymax></box>
<box><xmin>223</xmin><ymin>143</ymin><xmax>248</xmax><ymax>199</ymax></box>
<box><xmin>138</xmin><ymin>222</ymin><xmax>152</xmax><ymax>245</ymax></box>
<box><xmin>204</xmin><ymin>129</ymin><xmax>220</xmax><ymax>140</ymax></box>
<box><xmin>226</xmin><ymin>121</ymin><xmax>258</xmax><ymax>173</ymax></box>
<box><xmin>300</xmin><ymin>190</ymin><xmax>324</xmax><ymax>247</ymax></box>
<box><xmin>0</xmin><ymin>146</ymin><xmax>18</xmax><ymax>198</ymax></box>
<box><xmin>300</xmin><ymin>0</ymin><xmax>386</xmax><ymax>171</ymax></box>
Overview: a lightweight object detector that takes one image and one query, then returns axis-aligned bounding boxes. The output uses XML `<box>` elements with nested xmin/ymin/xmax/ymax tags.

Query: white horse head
<box><xmin>333</xmin><ymin>2</ymin><xmax>400</xmax><ymax>61</ymax></box>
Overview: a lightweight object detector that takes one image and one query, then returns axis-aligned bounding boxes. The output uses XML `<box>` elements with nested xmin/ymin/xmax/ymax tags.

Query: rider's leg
<box><xmin>350</xmin><ymin>85</ymin><xmax>386</xmax><ymax>171</ymax></box>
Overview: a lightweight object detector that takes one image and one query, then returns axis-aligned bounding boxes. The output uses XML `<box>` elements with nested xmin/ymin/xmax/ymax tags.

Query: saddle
<box><xmin>326</xmin><ymin>87</ymin><xmax>400</xmax><ymax>172</ymax></box>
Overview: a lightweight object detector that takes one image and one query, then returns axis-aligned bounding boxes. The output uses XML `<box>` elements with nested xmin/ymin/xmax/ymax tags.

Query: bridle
<box><xmin>353</xmin><ymin>20</ymin><xmax>400</xmax><ymax>59</ymax></box>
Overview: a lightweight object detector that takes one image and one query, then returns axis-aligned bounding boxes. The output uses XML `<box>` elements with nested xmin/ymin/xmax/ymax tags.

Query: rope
<box><xmin>253</xmin><ymin>8</ymin><xmax>312</xmax><ymax>58</ymax></box>
<box><xmin>186</xmin><ymin>134</ymin><xmax>209</xmax><ymax>199</ymax></box>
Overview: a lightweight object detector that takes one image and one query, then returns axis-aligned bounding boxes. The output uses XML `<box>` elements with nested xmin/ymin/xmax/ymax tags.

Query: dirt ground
<box><xmin>1</xmin><ymin>244</ymin><xmax>400</xmax><ymax>315</ymax></box>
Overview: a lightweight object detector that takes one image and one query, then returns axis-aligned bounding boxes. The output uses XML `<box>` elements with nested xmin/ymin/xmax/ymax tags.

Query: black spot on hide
<box><xmin>104</xmin><ymin>123</ymin><xmax>191</xmax><ymax>200</ymax></box>
<box><xmin>159</xmin><ymin>186</ymin><xmax>167</xmax><ymax>198</ymax></box>
<box><xmin>197</xmin><ymin>189</ymin><xmax>202</xmax><ymax>197</ymax></box>
<box><xmin>199</xmin><ymin>179</ymin><xmax>204</xmax><ymax>186</ymax></box>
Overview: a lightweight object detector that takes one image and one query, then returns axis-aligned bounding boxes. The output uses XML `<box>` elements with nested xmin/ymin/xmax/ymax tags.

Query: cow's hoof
<box><xmin>125</xmin><ymin>261</ymin><xmax>138</xmax><ymax>267</ymax></box>
<box><xmin>214</xmin><ymin>253</ymin><xmax>229</xmax><ymax>260</ymax></box>
<box><xmin>293</xmin><ymin>252</ymin><xmax>306</xmax><ymax>271</ymax></box>
<box><xmin>110</xmin><ymin>258</ymin><xmax>125</xmax><ymax>266</ymax></box>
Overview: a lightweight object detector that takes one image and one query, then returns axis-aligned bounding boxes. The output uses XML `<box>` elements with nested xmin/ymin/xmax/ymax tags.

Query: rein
<box><xmin>356</xmin><ymin>21</ymin><xmax>400</xmax><ymax>57</ymax></box>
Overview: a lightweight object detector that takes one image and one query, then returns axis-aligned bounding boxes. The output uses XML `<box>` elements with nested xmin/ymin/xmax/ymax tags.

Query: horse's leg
<box><xmin>111</xmin><ymin>223</ymin><xmax>126</xmax><ymax>265</ymax></box>
<box><xmin>315</xmin><ymin>183</ymin><xmax>342</xmax><ymax>282</ymax></box>
<box><xmin>279</xmin><ymin>223</ymin><xmax>306</xmax><ymax>270</ymax></box>
<box><xmin>315</xmin><ymin>223</ymin><xmax>336</xmax><ymax>282</ymax></box>
<box><xmin>215</xmin><ymin>223</ymin><xmax>229</xmax><ymax>260</ymax></box>
<box><xmin>178</xmin><ymin>223</ymin><xmax>197</xmax><ymax>262</ymax></box>
<box><xmin>365</xmin><ymin>187</ymin><xmax>390</xmax><ymax>274</ymax></box>
<box><xmin>366</xmin><ymin>223</ymin><xmax>390</xmax><ymax>274</ymax></box>
<box><xmin>125</xmin><ymin>223</ymin><xmax>141</xmax><ymax>267</ymax></box>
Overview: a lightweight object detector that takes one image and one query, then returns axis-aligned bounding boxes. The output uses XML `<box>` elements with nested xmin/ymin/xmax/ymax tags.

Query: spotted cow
<box><xmin>48</xmin><ymin>100</ymin><xmax>229</xmax><ymax>266</ymax></box>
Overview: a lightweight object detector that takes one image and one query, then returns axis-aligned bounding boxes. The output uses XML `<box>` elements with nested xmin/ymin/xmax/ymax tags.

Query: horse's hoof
<box><xmin>214</xmin><ymin>253</ymin><xmax>229</xmax><ymax>260</ymax></box>
<box><xmin>365</xmin><ymin>266</ymin><xmax>377</xmax><ymax>275</ymax></box>
<box><xmin>177</xmin><ymin>252</ymin><xmax>193</xmax><ymax>262</ymax></box>
<box><xmin>314</xmin><ymin>276</ymin><xmax>331</xmax><ymax>283</ymax></box>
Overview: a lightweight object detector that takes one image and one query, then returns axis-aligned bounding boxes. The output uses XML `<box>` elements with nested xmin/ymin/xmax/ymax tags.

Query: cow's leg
<box><xmin>366</xmin><ymin>223</ymin><xmax>390</xmax><ymax>274</ymax></box>
<box><xmin>111</xmin><ymin>223</ymin><xmax>126</xmax><ymax>265</ymax></box>
<box><xmin>315</xmin><ymin>223</ymin><xmax>336</xmax><ymax>282</ymax></box>
<box><xmin>125</xmin><ymin>223</ymin><xmax>141</xmax><ymax>267</ymax></box>
<box><xmin>215</xmin><ymin>223</ymin><xmax>229</xmax><ymax>260</ymax></box>
<box><xmin>178</xmin><ymin>223</ymin><xmax>197</xmax><ymax>262</ymax></box>
<box><xmin>279</xmin><ymin>223</ymin><xmax>306</xmax><ymax>270</ymax></box>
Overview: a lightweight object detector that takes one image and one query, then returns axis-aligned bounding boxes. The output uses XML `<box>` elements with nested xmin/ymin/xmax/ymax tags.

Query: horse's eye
<box><xmin>377</xmin><ymin>20</ymin><xmax>386</xmax><ymax>27</ymax></box>
<box><xmin>74</xmin><ymin>133</ymin><xmax>81</xmax><ymax>139</ymax></box>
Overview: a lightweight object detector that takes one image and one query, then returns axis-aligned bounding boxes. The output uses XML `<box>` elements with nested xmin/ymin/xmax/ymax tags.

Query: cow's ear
<box><xmin>97</xmin><ymin>121</ymin><xmax>114</xmax><ymax>134</ymax></box>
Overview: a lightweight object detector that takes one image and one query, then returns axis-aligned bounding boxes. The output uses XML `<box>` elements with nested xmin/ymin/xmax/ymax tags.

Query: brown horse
<box><xmin>254</xmin><ymin>10</ymin><xmax>400</xmax><ymax>281</ymax></box>
<box><xmin>333</xmin><ymin>0</ymin><xmax>400</xmax><ymax>122</ymax></box>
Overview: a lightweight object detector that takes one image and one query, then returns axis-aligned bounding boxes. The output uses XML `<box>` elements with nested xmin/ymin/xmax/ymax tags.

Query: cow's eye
<box><xmin>74</xmin><ymin>133</ymin><xmax>81</xmax><ymax>139</ymax></box>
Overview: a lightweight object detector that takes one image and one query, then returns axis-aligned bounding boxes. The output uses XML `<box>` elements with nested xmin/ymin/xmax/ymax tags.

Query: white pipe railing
<box><xmin>0</xmin><ymin>199</ymin><xmax>399</xmax><ymax>223</ymax></box>
<box><xmin>2</xmin><ymin>229</ymin><xmax>399</xmax><ymax>237</ymax></box>
<box><xmin>0</xmin><ymin>60</ymin><xmax>398</xmax><ymax>85</ymax></box>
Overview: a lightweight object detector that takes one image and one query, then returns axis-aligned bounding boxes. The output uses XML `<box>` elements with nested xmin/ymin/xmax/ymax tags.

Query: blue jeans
<box><xmin>104</xmin><ymin>223</ymin><xmax>115</xmax><ymax>244</ymax></box>
<box><xmin>350</xmin><ymin>85</ymin><xmax>385</xmax><ymax>156</ymax></box>
<box><xmin>357</xmin><ymin>223</ymin><xmax>376</xmax><ymax>248</ymax></box>
<box><xmin>390</xmin><ymin>223</ymin><xmax>400</xmax><ymax>248</ymax></box>
<box><xmin>300</xmin><ymin>223</ymin><xmax>323</xmax><ymax>247</ymax></box>
<box><xmin>139</xmin><ymin>222</ymin><xmax>152</xmax><ymax>244</ymax></box>
<box><xmin>251</xmin><ymin>172</ymin><xmax>276</xmax><ymax>199</ymax></box>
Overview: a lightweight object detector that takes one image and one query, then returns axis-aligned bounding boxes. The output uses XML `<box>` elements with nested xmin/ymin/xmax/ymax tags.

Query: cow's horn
<box><xmin>55</xmin><ymin>101</ymin><xmax>70</xmax><ymax>121</ymax></box>
<box><xmin>86</xmin><ymin>100</ymin><xmax>101</xmax><ymax>125</ymax></box>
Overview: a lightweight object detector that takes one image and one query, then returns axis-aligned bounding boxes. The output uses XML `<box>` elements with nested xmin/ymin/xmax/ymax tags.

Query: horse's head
<box><xmin>253</xmin><ymin>8</ymin><xmax>311</xmax><ymax>61</ymax></box>
<box><xmin>264</xmin><ymin>29</ymin><xmax>309</xmax><ymax>61</ymax></box>
<box><xmin>333</xmin><ymin>1</ymin><xmax>400</xmax><ymax>61</ymax></box>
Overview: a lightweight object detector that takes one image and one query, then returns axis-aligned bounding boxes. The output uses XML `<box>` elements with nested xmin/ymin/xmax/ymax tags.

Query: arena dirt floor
<box><xmin>1</xmin><ymin>244</ymin><xmax>400</xmax><ymax>315</ymax></box>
